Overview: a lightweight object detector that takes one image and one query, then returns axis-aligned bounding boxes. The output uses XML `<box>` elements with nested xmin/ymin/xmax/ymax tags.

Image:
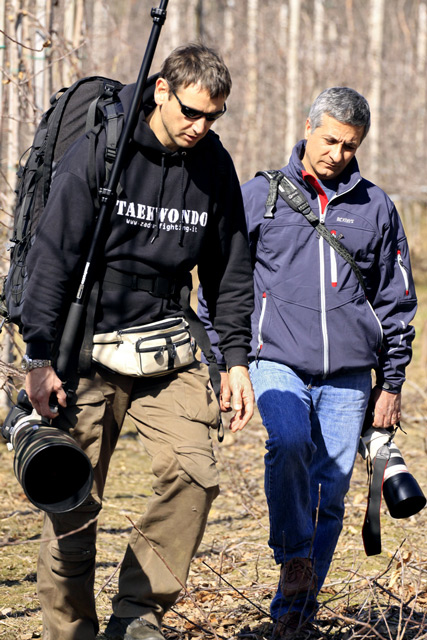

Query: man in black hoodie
<box><xmin>21</xmin><ymin>43</ymin><xmax>254</xmax><ymax>640</ymax></box>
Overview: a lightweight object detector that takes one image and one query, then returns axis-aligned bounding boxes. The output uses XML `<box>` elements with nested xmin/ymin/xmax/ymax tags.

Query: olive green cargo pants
<box><xmin>37</xmin><ymin>362</ymin><xmax>220</xmax><ymax>640</ymax></box>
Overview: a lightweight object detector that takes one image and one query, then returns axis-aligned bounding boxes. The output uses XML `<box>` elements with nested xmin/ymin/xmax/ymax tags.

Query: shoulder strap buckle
<box><xmin>255</xmin><ymin>170</ymin><xmax>284</xmax><ymax>219</ymax></box>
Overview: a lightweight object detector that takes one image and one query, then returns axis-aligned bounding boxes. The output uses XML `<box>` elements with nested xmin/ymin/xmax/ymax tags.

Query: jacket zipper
<box><xmin>119</xmin><ymin>318</ymin><xmax>183</xmax><ymax>334</ymax></box>
<box><xmin>397</xmin><ymin>250</ymin><xmax>409</xmax><ymax>295</ymax></box>
<box><xmin>366</xmin><ymin>299</ymin><xmax>384</xmax><ymax>346</ymax></box>
<box><xmin>316</xmin><ymin>180</ymin><xmax>361</xmax><ymax>377</ymax></box>
<box><xmin>319</xmin><ymin>201</ymin><xmax>329</xmax><ymax>376</ymax></box>
<box><xmin>256</xmin><ymin>292</ymin><xmax>267</xmax><ymax>361</ymax></box>
<box><xmin>330</xmin><ymin>231</ymin><xmax>337</xmax><ymax>288</ymax></box>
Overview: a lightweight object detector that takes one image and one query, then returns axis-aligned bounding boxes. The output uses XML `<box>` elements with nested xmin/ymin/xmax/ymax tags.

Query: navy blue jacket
<box><xmin>200</xmin><ymin>140</ymin><xmax>416</xmax><ymax>391</ymax></box>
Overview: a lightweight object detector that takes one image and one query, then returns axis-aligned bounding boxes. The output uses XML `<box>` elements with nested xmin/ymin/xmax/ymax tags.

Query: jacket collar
<box><xmin>285</xmin><ymin>139</ymin><xmax>362</xmax><ymax>196</ymax></box>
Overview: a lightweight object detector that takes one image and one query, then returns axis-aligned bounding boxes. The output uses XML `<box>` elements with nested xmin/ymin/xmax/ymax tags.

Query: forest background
<box><xmin>0</xmin><ymin>1</ymin><xmax>427</xmax><ymax>639</ymax></box>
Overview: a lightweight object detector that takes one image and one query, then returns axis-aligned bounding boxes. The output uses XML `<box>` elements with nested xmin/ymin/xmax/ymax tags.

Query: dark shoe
<box><xmin>124</xmin><ymin>618</ymin><xmax>164</xmax><ymax>640</ymax></box>
<box><xmin>103</xmin><ymin>614</ymin><xmax>134</xmax><ymax>639</ymax></box>
<box><xmin>273</xmin><ymin>611</ymin><xmax>318</xmax><ymax>638</ymax></box>
<box><xmin>103</xmin><ymin>614</ymin><xmax>164</xmax><ymax>640</ymax></box>
<box><xmin>280</xmin><ymin>557</ymin><xmax>318</xmax><ymax>600</ymax></box>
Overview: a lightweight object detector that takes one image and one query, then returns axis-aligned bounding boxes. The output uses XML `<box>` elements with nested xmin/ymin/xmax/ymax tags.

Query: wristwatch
<box><xmin>21</xmin><ymin>355</ymin><xmax>52</xmax><ymax>372</ymax></box>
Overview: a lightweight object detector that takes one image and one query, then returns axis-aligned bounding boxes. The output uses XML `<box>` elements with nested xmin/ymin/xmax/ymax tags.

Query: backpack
<box><xmin>0</xmin><ymin>75</ymin><xmax>125</xmax><ymax>331</ymax></box>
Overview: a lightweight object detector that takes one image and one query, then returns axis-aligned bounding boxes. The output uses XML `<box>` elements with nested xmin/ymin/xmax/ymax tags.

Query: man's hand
<box><xmin>226</xmin><ymin>366</ymin><xmax>254</xmax><ymax>432</ymax></box>
<box><xmin>219</xmin><ymin>372</ymin><xmax>232</xmax><ymax>412</ymax></box>
<box><xmin>371</xmin><ymin>386</ymin><xmax>401</xmax><ymax>428</ymax></box>
<box><xmin>26</xmin><ymin>366</ymin><xmax>67</xmax><ymax>419</ymax></box>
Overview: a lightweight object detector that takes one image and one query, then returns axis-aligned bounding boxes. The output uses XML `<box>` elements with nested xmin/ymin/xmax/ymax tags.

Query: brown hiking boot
<box><xmin>273</xmin><ymin>611</ymin><xmax>318</xmax><ymax>639</ymax></box>
<box><xmin>280</xmin><ymin>557</ymin><xmax>318</xmax><ymax>600</ymax></box>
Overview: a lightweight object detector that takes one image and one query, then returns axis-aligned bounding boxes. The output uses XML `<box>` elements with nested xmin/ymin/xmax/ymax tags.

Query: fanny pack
<box><xmin>92</xmin><ymin>317</ymin><xmax>196</xmax><ymax>377</ymax></box>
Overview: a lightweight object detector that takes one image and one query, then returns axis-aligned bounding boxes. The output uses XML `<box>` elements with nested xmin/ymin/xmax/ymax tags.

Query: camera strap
<box><xmin>362</xmin><ymin>442</ymin><xmax>391</xmax><ymax>556</ymax></box>
<box><xmin>255</xmin><ymin>169</ymin><xmax>369</xmax><ymax>297</ymax></box>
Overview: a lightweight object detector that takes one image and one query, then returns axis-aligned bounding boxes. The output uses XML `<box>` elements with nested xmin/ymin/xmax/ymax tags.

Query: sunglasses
<box><xmin>170</xmin><ymin>87</ymin><xmax>227</xmax><ymax>122</ymax></box>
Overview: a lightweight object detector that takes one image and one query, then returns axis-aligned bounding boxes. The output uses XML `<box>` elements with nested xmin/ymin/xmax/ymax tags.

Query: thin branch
<box><xmin>202</xmin><ymin>560</ymin><xmax>271</xmax><ymax>618</ymax></box>
<box><xmin>0</xmin><ymin>28</ymin><xmax>48</xmax><ymax>52</ymax></box>
<box><xmin>0</xmin><ymin>514</ymin><xmax>99</xmax><ymax>547</ymax></box>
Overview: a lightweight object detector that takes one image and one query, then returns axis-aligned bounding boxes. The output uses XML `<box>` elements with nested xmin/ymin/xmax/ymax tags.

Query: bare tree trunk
<box><xmin>34</xmin><ymin>0</ymin><xmax>47</xmax><ymax>112</ymax></box>
<box><xmin>245</xmin><ymin>0</ymin><xmax>258</xmax><ymax>177</ymax></box>
<box><xmin>223</xmin><ymin>0</ymin><xmax>235</xmax><ymax>56</ymax></box>
<box><xmin>285</xmin><ymin>0</ymin><xmax>301</xmax><ymax>158</ymax></box>
<box><xmin>185</xmin><ymin>0</ymin><xmax>199</xmax><ymax>40</ymax></box>
<box><xmin>415</xmin><ymin>1</ymin><xmax>427</xmax><ymax>160</ymax></box>
<box><xmin>0</xmin><ymin>0</ymin><xmax>5</xmax><ymax>119</ymax></box>
<box><xmin>0</xmin><ymin>0</ymin><xmax>10</xmax><ymax>408</ymax></box>
<box><xmin>5</xmin><ymin>1</ymin><xmax>20</xmax><ymax>211</ymax></box>
<box><xmin>73</xmin><ymin>0</ymin><xmax>84</xmax><ymax>50</ymax></box>
<box><xmin>91</xmin><ymin>0</ymin><xmax>112</xmax><ymax>78</ymax></box>
<box><xmin>367</xmin><ymin>0</ymin><xmax>385</xmax><ymax>182</ymax></box>
<box><xmin>313</xmin><ymin>0</ymin><xmax>324</xmax><ymax>95</ymax></box>
<box><xmin>164</xmin><ymin>0</ymin><xmax>180</xmax><ymax>56</ymax></box>
<box><xmin>194</xmin><ymin>0</ymin><xmax>203</xmax><ymax>40</ymax></box>
<box><xmin>63</xmin><ymin>0</ymin><xmax>76</xmax><ymax>83</ymax></box>
<box><xmin>1</xmin><ymin>0</ymin><xmax>21</xmax><ymax>404</ymax></box>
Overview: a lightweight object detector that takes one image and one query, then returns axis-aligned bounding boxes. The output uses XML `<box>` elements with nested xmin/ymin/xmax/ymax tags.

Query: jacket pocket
<box><xmin>327</xmin><ymin>293</ymin><xmax>383</xmax><ymax>374</ymax></box>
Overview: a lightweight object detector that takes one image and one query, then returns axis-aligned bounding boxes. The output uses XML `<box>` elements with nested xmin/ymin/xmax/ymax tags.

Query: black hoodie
<box><xmin>22</xmin><ymin>76</ymin><xmax>254</xmax><ymax>369</ymax></box>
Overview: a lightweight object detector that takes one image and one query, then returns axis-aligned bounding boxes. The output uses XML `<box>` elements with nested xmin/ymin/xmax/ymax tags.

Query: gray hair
<box><xmin>308</xmin><ymin>87</ymin><xmax>371</xmax><ymax>141</ymax></box>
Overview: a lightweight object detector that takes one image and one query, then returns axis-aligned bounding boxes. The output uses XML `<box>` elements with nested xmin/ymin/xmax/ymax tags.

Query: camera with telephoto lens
<box><xmin>360</xmin><ymin>425</ymin><xmax>426</xmax><ymax>519</ymax></box>
<box><xmin>1</xmin><ymin>389</ymin><xmax>93</xmax><ymax>513</ymax></box>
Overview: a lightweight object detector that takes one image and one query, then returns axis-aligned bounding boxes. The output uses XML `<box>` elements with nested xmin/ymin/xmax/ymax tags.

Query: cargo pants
<box><xmin>37</xmin><ymin>361</ymin><xmax>220</xmax><ymax>640</ymax></box>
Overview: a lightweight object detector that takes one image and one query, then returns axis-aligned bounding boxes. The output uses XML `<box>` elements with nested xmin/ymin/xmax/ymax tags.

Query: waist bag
<box><xmin>92</xmin><ymin>317</ymin><xmax>196</xmax><ymax>377</ymax></box>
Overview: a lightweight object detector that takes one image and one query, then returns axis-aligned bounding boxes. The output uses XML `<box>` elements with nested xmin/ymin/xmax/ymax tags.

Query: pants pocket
<box><xmin>50</xmin><ymin>542</ymin><xmax>96</xmax><ymax>578</ymax></box>
<box><xmin>61</xmin><ymin>383</ymin><xmax>107</xmax><ymax>467</ymax></box>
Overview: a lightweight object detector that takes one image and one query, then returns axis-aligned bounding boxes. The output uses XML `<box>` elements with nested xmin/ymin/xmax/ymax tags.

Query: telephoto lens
<box><xmin>360</xmin><ymin>426</ymin><xmax>426</xmax><ymax>519</ymax></box>
<box><xmin>2</xmin><ymin>389</ymin><xmax>93</xmax><ymax>513</ymax></box>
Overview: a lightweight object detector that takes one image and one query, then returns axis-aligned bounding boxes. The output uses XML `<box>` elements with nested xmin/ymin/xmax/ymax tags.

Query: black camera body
<box><xmin>2</xmin><ymin>389</ymin><xmax>93</xmax><ymax>513</ymax></box>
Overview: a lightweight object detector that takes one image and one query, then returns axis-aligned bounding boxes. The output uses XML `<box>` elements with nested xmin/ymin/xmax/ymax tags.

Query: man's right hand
<box><xmin>26</xmin><ymin>366</ymin><xmax>67</xmax><ymax>419</ymax></box>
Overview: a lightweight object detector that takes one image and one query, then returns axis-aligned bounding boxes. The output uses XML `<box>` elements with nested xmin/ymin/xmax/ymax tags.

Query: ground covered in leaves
<box><xmin>1</xmin><ymin>380</ymin><xmax>426</xmax><ymax>640</ymax></box>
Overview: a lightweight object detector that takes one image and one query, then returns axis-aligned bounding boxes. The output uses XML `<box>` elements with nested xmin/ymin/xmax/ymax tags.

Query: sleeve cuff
<box><xmin>375</xmin><ymin>382</ymin><xmax>402</xmax><ymax>394</ymax></box>
<box><xmin>224</xmin><ymin>347</ymin><xmax>250</xmax><ymax>370</ymax></box>
<box><xmin>26</xmin><ymin>341</ymin><xmax>54</xmax><ymax>360</ymax></box>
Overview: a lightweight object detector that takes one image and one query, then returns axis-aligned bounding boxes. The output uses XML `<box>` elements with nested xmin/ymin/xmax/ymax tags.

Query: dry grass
<box><xmin>1</xmin><ymin>287</ymin><xmax>427</xmax><ymax>640</ymax></box>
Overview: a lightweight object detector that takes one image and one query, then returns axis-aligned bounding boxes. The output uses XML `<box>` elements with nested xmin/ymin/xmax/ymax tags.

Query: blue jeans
<box><xmin>249</xmin><ymin>361</ymin><xmax>371</xmax><ymax>620</ymax></box>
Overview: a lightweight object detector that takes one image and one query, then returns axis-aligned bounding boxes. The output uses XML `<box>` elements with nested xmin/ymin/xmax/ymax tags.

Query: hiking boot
<box><xmin>124</xmin><ymin>618</ymin><xmax>165</xmax><ymax>640</ymax></box>
<box><xmin>102</xmin><ymin>614</ymin><xmax>165</xmax><ymax>640</ymax></box>
<box><xmin>280</xmin><ymin>557</ymin><xmax>318</xmax><ymax>600</ymax></box>
<box><xmin>273</xmin><ymin>611</ymin><xmax>318</xmax><ymax>638</ymax></box>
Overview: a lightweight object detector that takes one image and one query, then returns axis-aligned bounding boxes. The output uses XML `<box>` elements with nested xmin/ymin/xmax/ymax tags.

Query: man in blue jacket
<box><xmin>202</xmin><ymin>87</ymin><xmax>416</xmax><ymax>638</ymax></box>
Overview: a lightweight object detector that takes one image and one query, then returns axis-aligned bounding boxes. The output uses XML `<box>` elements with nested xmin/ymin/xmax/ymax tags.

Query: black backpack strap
<box><xmin>79</xmin><ymin>91</ymin><xmax>125</xmax><ymax>372</ymax></box>
<box><xmin>86</xmin><ymin>84</ymin><xmax>125</xmax><ymax>211</ymax></box>
<box><xmin>15</xmin><ymin>128</ymin><xmax>47</xmax><ymax>242</ymax></box>
<box><xmin>257</xmin><ymin>170</ymin><xmax>368</xmax><ymax>297</ymax></box>
<box><xmin>102</xmin><ymin>101</ymin><xmax>124</xmax><ymax>191</ymax></box>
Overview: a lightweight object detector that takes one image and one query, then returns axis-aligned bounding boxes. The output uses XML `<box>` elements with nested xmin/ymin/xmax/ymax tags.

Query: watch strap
<box><xmin>21</xmin><ymin>356</ymin><xmax>52</xmax><ymax>371</ymax></box>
